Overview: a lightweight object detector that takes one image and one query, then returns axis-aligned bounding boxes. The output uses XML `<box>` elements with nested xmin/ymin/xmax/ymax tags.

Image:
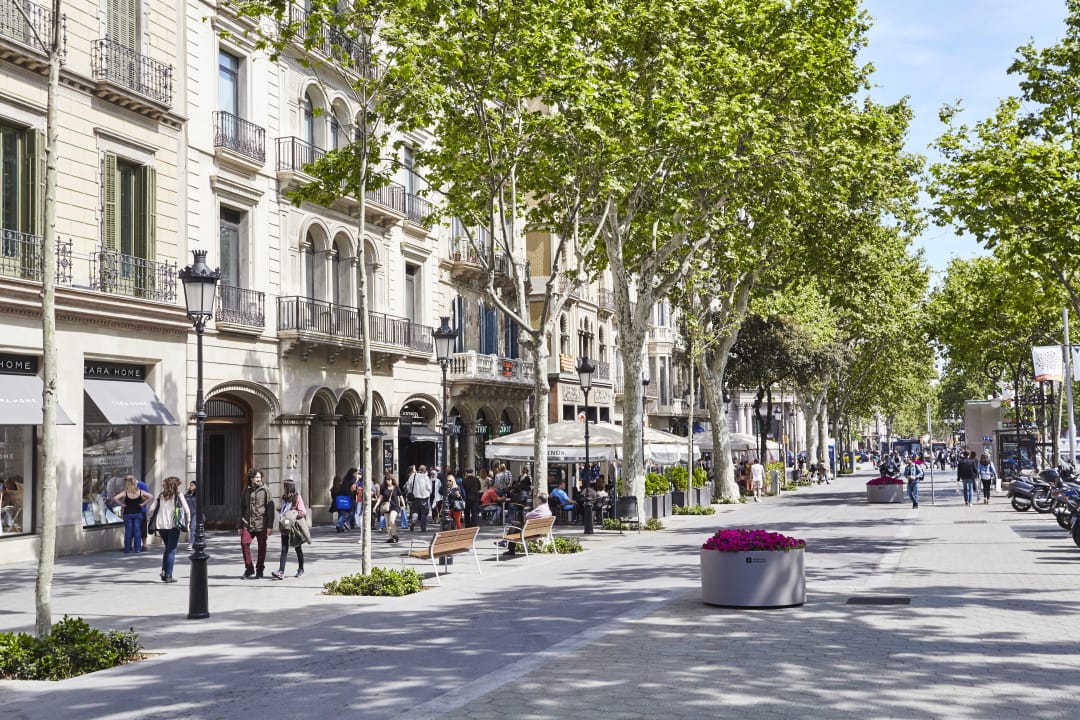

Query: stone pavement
<box><xmin>3</xmin><ymin>467</ymin><xmax>1080</xmax><ymax>720</ymax></box>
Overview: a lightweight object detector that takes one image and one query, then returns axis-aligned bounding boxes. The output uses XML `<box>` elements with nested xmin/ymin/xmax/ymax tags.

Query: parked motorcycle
<box><xmin>1008</xmin><ymin>475</ymin><xmax>1035</xmax><ymax>512</ymax></box>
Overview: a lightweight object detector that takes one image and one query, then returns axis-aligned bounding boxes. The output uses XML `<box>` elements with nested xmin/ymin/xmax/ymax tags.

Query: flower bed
<box><xmin>702</xmin><ymin>528</ymin><xmax>806</xmax><ymax>553</ymax></box>
<box><xmin>866</xmin><ymin>476</ymin><xmax>904</xmax><ymax>503</ymax></box>
<box><xmin>866</xmin><ymin>476</ymin><xmax>903</xmax><ymax>486</ymax></box>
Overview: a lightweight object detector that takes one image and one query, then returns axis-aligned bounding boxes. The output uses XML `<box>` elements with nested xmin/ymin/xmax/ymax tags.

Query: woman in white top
<box><xmin>147</xmin><ymin>476</ymin><xmax>190</xmax><ymax>583</ymax></box>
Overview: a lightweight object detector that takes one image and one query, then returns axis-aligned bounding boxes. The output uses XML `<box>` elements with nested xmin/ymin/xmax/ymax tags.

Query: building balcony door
<box><xmin>203</xmin><ymin>397</ymin><xmax>252</xmax><ymax>528</ymax></box>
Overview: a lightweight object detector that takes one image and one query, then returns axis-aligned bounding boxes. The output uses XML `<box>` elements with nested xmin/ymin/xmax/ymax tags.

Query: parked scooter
<box><xmin>1008</xmin><ymin>474</ymin><xmax>1036</xmax><ymax>512</ymax></box>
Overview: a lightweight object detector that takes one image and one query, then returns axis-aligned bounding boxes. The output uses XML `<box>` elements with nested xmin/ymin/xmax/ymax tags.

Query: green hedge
<box><xmin>324</xmin><ymin>567</ymin><xmax>425</xmax><ymax>596</ymax></box>
<box><xmin>0</xmin><ymin>616</ymin><xmax>141</xmax><ymax>681</ymax></box>
<box><xmin>645</xmin><ymin>472</ymin><xmax>669</xmax><ymax>497</ymax></box>
<box><xmin>526</xmin><ymin>536</ymin><xmax>584</xmax><ymax>554</ymax></box>
<box><xmin>672</xmin><ymin>504</ymin><xmax>716</xmax><ymax>515</ymax></box>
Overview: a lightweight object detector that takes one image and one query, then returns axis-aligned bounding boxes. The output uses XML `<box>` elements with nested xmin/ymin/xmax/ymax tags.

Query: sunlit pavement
<box><xmin>3</xmin><ymin>466</ymin><xmax>1079</xmax><ymax>720</ymax></box>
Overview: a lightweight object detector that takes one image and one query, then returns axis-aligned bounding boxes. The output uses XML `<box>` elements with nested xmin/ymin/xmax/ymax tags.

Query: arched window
<box><xmin>303</xmin><ymin>234</ymin><xmax>316</xmax><ymax>299</ymax></box>
<box><xmin>331</xmin><ymin>238</ymin><xmax>343</xmax><ymax>305</ymax></box>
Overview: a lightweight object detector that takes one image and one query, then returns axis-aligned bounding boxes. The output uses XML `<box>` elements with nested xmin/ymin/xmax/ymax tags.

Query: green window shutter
<box><xmin>137</xmin><ymin>164</ymin><xmax>156</xmax><ymax>260</ymax></box>
<box><xmin>102</xmin><ymin>152</ymin><xmax>119</xmax><ymax>251</ymax></box>
<box><xmin>31</xmin><ymin>129</ymin><xmax>46</xmax><ymax>236</ymax></box>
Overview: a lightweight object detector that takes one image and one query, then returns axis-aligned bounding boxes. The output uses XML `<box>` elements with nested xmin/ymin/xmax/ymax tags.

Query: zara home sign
<box><xmin>84</xmin><ymin>362</ymin><xmax>146</xmax><ymax>381</ymax></box>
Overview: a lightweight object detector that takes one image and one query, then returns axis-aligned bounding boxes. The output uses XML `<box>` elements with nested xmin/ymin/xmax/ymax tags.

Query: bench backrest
<box><xmin>429</xmin><ymin>526</ymin><xmax>480</xmax><ymax>553</ymax></box>
<box><xmin>520</xmin><ymin>515</ymin><xmax>556</xmax><ymax>539</ymax></box>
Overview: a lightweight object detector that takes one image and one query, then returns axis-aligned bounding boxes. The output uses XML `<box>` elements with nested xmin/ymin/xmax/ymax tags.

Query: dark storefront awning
<box><xmin>401</xmin><ymin>425</ymin><xmax>441</xmax><ymax>443</ymax></box>
<box><xmin>84</xmin><ymin>379</ymin><xmax>178</xmax><ymax>426</ymax></box>
<box><xmin>0</xmin><ymin>374</ymin><xmax>74</xmax><ymax>425</ymax></box>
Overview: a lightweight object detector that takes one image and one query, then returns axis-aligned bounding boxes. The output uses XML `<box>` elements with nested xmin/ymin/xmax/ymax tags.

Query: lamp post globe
<box><xmin>179</xmin><ymin>250</ymin><xmax>220</xmax><ymax>620</ymax></box>
<box><xmin>576</xmin><ymin>356</ymin><xmax>596</xmax><ymax>534</ymax></box>
<box><xmin>432</xmin><ymin>317</ymin><xmax>458</xmax><ymax>532</ymax></box>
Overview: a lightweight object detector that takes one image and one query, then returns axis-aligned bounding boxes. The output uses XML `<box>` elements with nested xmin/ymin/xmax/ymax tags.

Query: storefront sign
<box><xmin>84</xmin><ymin>361</ymin><xmax>146</xmax><ymax>381</ymax></box>
<box><xmin>0</xmin><ymin>354</ymin><xmax>37</xmax><ymax>375</ymax></box>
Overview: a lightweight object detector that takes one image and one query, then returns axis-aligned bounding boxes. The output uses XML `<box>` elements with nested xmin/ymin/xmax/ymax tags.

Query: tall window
<box><xmin>302</xmin><ymin>94</ymin><xmax>315</xmax><ymax>147</ymax></box>
<box><xmin>218</xmin><ymin>50</ymin><xmax>240</xmax><ymax>115</ymax></box>
<box><xmin>331</xmin><ymin>239</ymin><xmax>344</xmax><ymax>305</ymax></box>
<box><xmin>479</xmin><ymin>302</ymin><xmax>498</xmax><ymax>355</ymax></box>
<box><xmin>452</xmin><ymin>296</ymin><xmax>465</xmax><ymax>353</ymax></box>
<box><xmin>106</xmin><ymin>0</ymin><xmax>137</xmax><ymax>48</ymax></box>
<box><xmin>102</xmin><ymin>152</ymin><xmax>155</xmax><ymax>261</ymax></box>
<box><xmin>218</xmin><ymin>207</ymin><xmax>244</xmax><ymax>288</ymax></box>
<box><xmin>503</xmin><ymin>313</ymin><xmax>519</xmax><ymax>359</ymax></box>
<box><xmin>404</xmin><ymin>263</ymin><xmax>418</xmax><ymax>321</ymax></box>
<box><xmin>401</xmin><ymin>146</ymin><xmax>415</xmax><ymax>195</ymax></box>
<box><xmin>660</xmin><ymin>357</ymin><xmax>669</xmax><ymax>405</ymax></box>
<box><xmin>0</xmin><ymin>122</ymin><xmax>42</xmax><ymax>238</ymax></box>
<box><xmin>303</xmin><ymin>236</ymin><xmax>315</xmax><ymax>299</ymax></box>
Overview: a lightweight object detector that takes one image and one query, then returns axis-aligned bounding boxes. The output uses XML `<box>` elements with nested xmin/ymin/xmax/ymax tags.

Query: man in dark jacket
<box><xmin>957</xmin><ymin>451</ymin><xmax>979</xmax><ymax>507</ymax></box>
<box><xmin>461</xmin><ymin>469</ymin><xmax>482</xmax><ymax>528</ymax></box>
<box><xmin>239</xmin><ymin>468</ymin><xmax>275</xmax><ymax>579</ymax></box>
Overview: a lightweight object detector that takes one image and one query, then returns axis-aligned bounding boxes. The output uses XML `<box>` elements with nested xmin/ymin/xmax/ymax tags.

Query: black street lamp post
<box><xmin>475</xmin><ymin>418</ymin><xmax>488</xmax><ymax>473</ymax></box>
<box><xmin>577</xmin><ymin>356</ymin><xmax>596</xmax><ymax>534</ymax></box>
<box><xmin>433</xmin><ymin>317</ymin><xmax>458</xmax><ymax>532</ymax></box>
<box><xmin>641</xmin><ymin>370</ymin><xmax>651</xmax><ymax>469</ymax></box>
<box><xmin>179</xmin><ymin>250</ymin><xmax>220</xmax><ymax>620</ymax></box>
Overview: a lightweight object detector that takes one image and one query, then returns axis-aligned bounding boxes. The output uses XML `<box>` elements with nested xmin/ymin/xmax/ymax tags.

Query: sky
<box><xmin>859</xmin><ymin>0</ymin><xmax>1069</xmax><ymax>276</ymax></box>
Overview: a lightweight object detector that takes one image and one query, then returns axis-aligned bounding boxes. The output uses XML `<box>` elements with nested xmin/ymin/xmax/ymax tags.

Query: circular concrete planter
<box><xmin>700</xmin><ymin>548</ymin><xmax>805</xmax><ymax>608</ymax></box>
<box><xmin>866</xmin><ymin>483</ymin><xmax>904</xmax><ymax>503</ymax></box>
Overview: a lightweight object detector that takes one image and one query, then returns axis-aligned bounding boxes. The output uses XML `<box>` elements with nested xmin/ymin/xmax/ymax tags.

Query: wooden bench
<box><xmin>494</xmin><ymin>515</ymin><xmax>557</xmax><ymax>561</ymax></box>
<box><xmin>400</xmin><ymin>526</ymin><xmax>481</xmax><ymax>584</ymax></box>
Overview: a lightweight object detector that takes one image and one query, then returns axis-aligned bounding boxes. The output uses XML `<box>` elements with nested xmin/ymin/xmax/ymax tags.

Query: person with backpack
<box><xmin>977</xmin><ymin>453</ymin><xmax>997</xmax><ymax>504</ymax></box>
<box><xmin>147</xmin><ymin>476</ymin><xmax>190</xmax><ymax>583</ymax></box>
<box><xmin>331</xmin><ymin>474</ymin><xmax>353</xmax><ymax>533</ymax></box>
<box><xmin>904</xmin><ymin>455</ymin><xmax>925</xmax><ymax>509</ymax></box>
<box><xmin>271</xmin><ymin>479</ymin><xmax>308</xmax><ymax>580</ymax></box>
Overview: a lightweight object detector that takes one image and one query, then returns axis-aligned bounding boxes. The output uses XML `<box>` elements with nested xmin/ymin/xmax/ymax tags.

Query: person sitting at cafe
<box><xmin>550</xmin><ymin>480</ymin><xmax>577</xmax><ymax>523</ymax></box>
<box><xmin>481</xmin><ymin>482</ymin><xmax>504</xmax><ymax>524</ymax></box>
<box><xmin>502</xmin><ymin>493</ymin><xmax>552</xmax><ymax>557</ymax></box>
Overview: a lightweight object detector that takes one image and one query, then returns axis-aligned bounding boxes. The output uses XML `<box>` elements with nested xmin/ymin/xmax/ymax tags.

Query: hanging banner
<box><xmin>1032</xmin><ymin>345</ymin><xmax>1064</xmax><ymax>382</ymax></box>
<box><xmin>1074</xmin><ymin>346</ymin><xmax>1080</xmax><ymax>382</ymax></box>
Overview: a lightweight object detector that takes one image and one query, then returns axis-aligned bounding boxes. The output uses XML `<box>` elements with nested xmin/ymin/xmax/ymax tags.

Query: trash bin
<box><xmin>769</xmin><ymin>469</ymin><xmax>780</xmax><ymax>495</ymax></box>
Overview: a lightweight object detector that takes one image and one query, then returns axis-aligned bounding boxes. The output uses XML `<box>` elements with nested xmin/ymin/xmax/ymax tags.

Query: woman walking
<box><xmin>112</xmin><ymin>475</ymin><xmax>152</xmax><ymax>554</ymax></box>
<box><xmin>379</xmin><ymin>475</ymin><xmax>406</xmax><ymax>543</ymax></box>
<box><xmin>331</xmin><ymin>475</ymin><xmax>351</xmax><ymax>533</ymax></box>
<box><xmin>977</xmin><ymin>453</ymin><xmax>997</xmax><ymax>504</ymax></box>
<box><xmin>184</xmin><ymin>480</ymin><xmax>198</xmax><ymax>549</ymax></box>
<box><xmin>445</xmin><ymin>473</ymin><xmax>464</xmax><ymax>529</ymax></box>
<box><xmin>147</xmin><ymin>476</ymin><xmax>190</xmax><ymax>582</ymax></box>
<box><xmin>272</xmin><ymin>479</ymin><xmax>308</xmax><ymax>579</ymax></box>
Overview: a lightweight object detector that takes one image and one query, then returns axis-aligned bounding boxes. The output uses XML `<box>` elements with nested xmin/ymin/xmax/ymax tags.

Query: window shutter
<box><xmin>137</xmin><ymin>165</ymin><xmax>156</xmax><ymax>260</ymax></box>
<box><xmin>33</xmin><ymin>130</ymin><xmax>45</xmax><ymax>235</ymax></box>
<box><xmin>102</xmin><ymin>152</ymin><xmax>119</xmax><ymax>251</ymax></box>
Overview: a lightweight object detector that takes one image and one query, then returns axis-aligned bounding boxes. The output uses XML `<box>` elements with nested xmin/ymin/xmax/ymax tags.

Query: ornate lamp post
<box><xmin>432</xmin><ymin>317</ymin><xmax>458</xmax><ymax>531</ymax></box>
<box><xmin>179</xmin><ymin>250</ymin><xmax>220</xmax><ymax>620</ymax></box>
<box><xmin>641</xmin><ymin>368</ymin><xmax>651</xmax><ymax>470</ymax></box>
<box><xmin>577</xmin><ymin>356</ymin><xmax>596</xmax><ymax>534</ymax></box>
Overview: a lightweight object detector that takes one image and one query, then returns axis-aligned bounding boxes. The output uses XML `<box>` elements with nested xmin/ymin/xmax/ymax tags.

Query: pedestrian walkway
<box><xmin>2</xmin><ymin>468</ymin><xmax>1080</xmax><ymax>720</ymax></box>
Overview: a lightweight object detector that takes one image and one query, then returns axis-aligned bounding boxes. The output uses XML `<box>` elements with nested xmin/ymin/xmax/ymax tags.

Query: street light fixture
<box><xmin>179</xmin><ymin>249</ymin><xmax>220</xmax><ymax>620</ymax></box>
<box><xmin>432</xmin><ymin>316</ymin><xmax>458</xmax><ymax>532</ymax></box>
<box><xmin>577</xmin><ymin>356</ymin><xmax>596</xmax><ymax>535</ymax></box>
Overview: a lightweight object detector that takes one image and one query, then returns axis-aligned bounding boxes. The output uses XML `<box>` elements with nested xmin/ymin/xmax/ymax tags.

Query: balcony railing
<box><xmin>287</xmin><ymin>5</ymin><xmax>378</xmax><ymax>79</ymax></box>
<box><xmin>1</xmin><ymin>228</ymin><xmax>72</xmax><ymax>284</ymax></box>
<box><xmin>406</xmin><ymin>193</ymin><xmax>431</xmax><ymax>225</ymax></box>
<box><xmin>448</xmin><ymin>350</ymin><xmax>533</xmax><ymax>384</ymax></box>
<box><xmin>213</xmin><ymin>111</ymin><xmax>266</xmax><ymax>163</ymax></box>
<box><xmin>216</xmin><ymin>284</ymin><xmax>265</xmax><ymax>327</ymax></box>
<box><xmin>598</xmin><ymin>288</ymin><xmax>615</xmax><ymax>313</ymax></box>
<box><xmin>276</xmin><ymin>136</ymin><xmax>325</xmax><ymax>172</ymax></box>
<box><xmin>91</xmin><ymin>38</ymin><xmax>173</xmax><ymax>106</ymax></box>
<box><xmin>450</xmin><ymin>236</ymin><xmax>513</xmax><ymax>275</ymax></box>
<box><xmin>0</xmin><ymin>0</ymin><xmax>65</xmax><ymax>56</ymax></box>
<box><xmin>91</xmin><ymin>250</ymin><xmax>177</xmax><ymax>303</ymax></box>
<box><xmin>595</xmin><ymin>360</ymin><xmax>610</xmax><ymax>381</ymax></box>
<box><xmin>277</xmin><ymin>296</ymin><xmax>432</xmax><ymax>353</ymax></box>
<box><xmin>365</xmin><ymin>182</ymin><xmax>406</xmax><ymax>215</ymax></box>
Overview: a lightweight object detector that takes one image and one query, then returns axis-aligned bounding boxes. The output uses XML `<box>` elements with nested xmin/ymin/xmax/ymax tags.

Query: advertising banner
<box><xmin>1031</xmin><ymin>345</ymin><xmax>1063</xmax><ymax>382</ymax></box>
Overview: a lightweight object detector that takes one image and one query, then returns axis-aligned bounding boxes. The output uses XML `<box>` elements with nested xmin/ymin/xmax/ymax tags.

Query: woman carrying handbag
<box><xmin>272</xmin><ymin>479</ymin><xmax>308</xmax><ymax>579</ymax></box>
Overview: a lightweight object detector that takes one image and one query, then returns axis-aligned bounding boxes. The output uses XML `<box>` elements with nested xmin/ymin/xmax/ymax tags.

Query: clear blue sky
<box><xmin>860</xmin><ymin>0</ymin><xmax>1068</xmax><ymax>275</ymax></box>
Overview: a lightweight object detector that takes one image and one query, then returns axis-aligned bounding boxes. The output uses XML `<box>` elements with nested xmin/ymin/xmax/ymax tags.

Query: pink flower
<box><xmin>701</xmin><ymin>528</ymin><xmax>806</xmax><ymax>552</ymax></box>
<box><xmin>866</xmin><ymin>476</ymin><xmax>904</xmax><ymax>486</ymax></box>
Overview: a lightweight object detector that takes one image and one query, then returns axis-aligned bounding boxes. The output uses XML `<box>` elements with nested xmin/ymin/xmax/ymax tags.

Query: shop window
<box><xmin>82</xmin><ymin>425</ymin><xmax>144</xmax><ymax>527</ymax></box>
<box><xmin>0</xmin><ymin>426</ymin><xmax>33</xmax><ymax>537</ymax></box>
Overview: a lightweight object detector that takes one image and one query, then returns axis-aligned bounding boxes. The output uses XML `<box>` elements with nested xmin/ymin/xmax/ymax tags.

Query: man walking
<box><xmin>239</xmin><ymin>468</ymin><xmax>275</xmax><ymax>578</ymax></box>
<box><xmin>461</xmin><ymin>469</ymin><xmax>482</xmax><ymax>528</ymax></box>
<box><xmin>904</xmin><ymin>455</ymin><xmax>925</xmax><ymax>508</ymax></box>
<box><xmin>404</xmin><ymin>465</ymin><xmax>432</xmax><ymax>532</ymax></box>
<box><xmin>957</xmin><ymin>450</ymin><xmax>979</xmax><ymax>506</ymax></box>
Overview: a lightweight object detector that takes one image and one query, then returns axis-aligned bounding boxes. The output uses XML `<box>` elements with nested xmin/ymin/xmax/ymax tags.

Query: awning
<box><xmin>0</xmin><ymin>374</ymin><xmax>74</xmax><ymax>425</ymax></box>
<box><xmin>400</xmin><ymin>425</ymin><xmax>441</xmax><ymax>443</ymax></box>
<box><xmin>84</xmin><ymin>379</ymin><xmax>178</xmax><ymax>426</ymax></box>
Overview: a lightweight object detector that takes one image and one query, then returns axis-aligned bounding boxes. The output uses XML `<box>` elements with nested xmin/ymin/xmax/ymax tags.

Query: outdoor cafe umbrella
<box><xmin>484</xmin><ymin>421</ymin><xmax>698</xmax><ymax>464</ymax></box>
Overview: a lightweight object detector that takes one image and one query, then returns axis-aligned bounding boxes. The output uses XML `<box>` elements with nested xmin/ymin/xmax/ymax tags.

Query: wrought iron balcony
<box><xmin>213</xmin><ymin>111</ymin><xmax>266</xmax><ymax>163</ymax></box>
<box><xmin>365</xmin><ymin>181</ymin><xmax>407</xmax><ymax>215</ymax></box>
<box><xmin>216</xmin><ymin>284</ymin><xmax>265</xmax><ymax>328</ymax></box>
<box><xmin>276</xmin><ymin>137</ymin><xmax>408</xmax><ymax>216</ymax></box>
<box><xmin>406</xmin><ymin>193</ymin><xmax>431</xmax><ymax>225</ymax></box>
<box><xmin>597</xmin><ymin>288</ymin><xmax>615</xmax><ymax>313</ymax></box>
<box><xmin>595</xmin><ymin>360</ymin><xmax>611</xmax><ymax>382</ymax></box>
<box><xmin>0</xmin><ymin>228</ymin><xmax>72</xmax><ymax>284</ymax></box>
<box><xmin>277</xmin><ymin>296</ymin><xmax>432</xmax><ymax>353</ymax></box>
<box><xmin>287</xmin><ymin>4</ymin><xmax>378</xmax><ymax>79</ymax></box>
<box><xmin>91</xmin><ymin>249</ymin><xmax>176</xmax><ymax>303</ymax></box>
<box><xmin>91</xmin><ymin>38</ymin><xmax>173</xmax><ymax>107</ymax></box>
<box><xmin>0</xmin><ymin>0</ymin><xmax>65</xmax><ymax>63</ymax></box>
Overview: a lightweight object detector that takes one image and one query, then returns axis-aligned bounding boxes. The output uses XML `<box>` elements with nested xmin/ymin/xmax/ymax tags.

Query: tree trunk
<box><xmin>35</xmin><ymin>4</ymin><xmax>62</xmax><ymax>638</ymax></box>
<box><xmin>699</xmin><ymin>361</ymin><xmax>738</xmax><ymax>500</ymax></box>
<box><xmin>355</xmin><ymin>136</ymin><xmax>373</xmax><ymax>576</ymax></box>
<box><xmin>528</xmin><ymin>342</ymin><xmax>551</xmax><ymax>508</ymax></box>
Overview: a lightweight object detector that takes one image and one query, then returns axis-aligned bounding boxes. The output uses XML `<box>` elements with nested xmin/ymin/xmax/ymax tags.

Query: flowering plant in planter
<box><xmin>702</xmin><ymin>528</ymin><xmax>806</xmax><ymax>552</ymax></box>
<box><xmin>866</xmin><ymin>476</ymin><xmax>903</xmax><ymax>486</ymax></box>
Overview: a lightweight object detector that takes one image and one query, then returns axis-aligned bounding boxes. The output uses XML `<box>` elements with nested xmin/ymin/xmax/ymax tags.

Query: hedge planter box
<box><xmin>700</xmin><ymin>547</ymin><xmax>806</xmax><ymax>608</ymax></box>
<box><xmin>646</xmin><ymin>493</ymin><xmax>671</xmax><ymax>519</ymax></box>
<box><xmin>866</xmin><ymin>482</ymin><xmax>904</xmax><ymax>503</ymax></box>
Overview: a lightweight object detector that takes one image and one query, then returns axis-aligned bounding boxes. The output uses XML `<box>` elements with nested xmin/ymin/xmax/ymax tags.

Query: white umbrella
<box><xmin>485</xmin><ymin>421</ymin><xmax>697</xmax><ymax>463</ymax></box>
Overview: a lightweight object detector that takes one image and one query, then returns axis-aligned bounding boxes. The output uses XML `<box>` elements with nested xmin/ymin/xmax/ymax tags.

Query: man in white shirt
<box><xmin>750</xmin><ymin>459</ymin><xmax>765</xmax><ymax>502</ymax></box>
<box><xmin>404</xmin><ymin>465</ymin><xmax>432</xmax><ymax>532</ymax></box>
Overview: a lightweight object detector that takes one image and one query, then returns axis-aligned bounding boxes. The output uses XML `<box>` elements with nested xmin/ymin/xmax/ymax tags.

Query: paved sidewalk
<box><xmin>3</xmin><ymin>468</ymin><xmax>1080</xmax><ymax>720</ymax></box>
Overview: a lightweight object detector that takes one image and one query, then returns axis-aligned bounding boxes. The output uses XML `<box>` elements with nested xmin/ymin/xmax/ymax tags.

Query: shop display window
<box><xmin>82</xmin><ymin>426</ymin><xmax>143</xmax><ymax>527</ymax></box>
<box><xmin>0</xmin><ymin>426</ymin><xmax>33</xmax><ymax>537</ymax></box>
